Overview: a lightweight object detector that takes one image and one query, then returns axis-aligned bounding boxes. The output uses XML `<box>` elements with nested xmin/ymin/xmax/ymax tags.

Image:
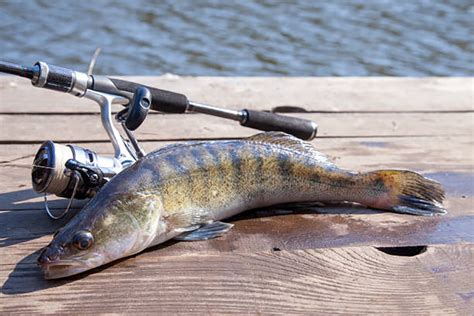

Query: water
<box><xmin>0</xmin><ymin>0</ymin><xmax>473</xmax><ymax>76</ymax></box>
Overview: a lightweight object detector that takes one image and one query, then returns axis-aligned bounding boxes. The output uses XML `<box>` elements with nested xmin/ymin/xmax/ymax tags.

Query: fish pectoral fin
<box><xmin>166</xmin><ymin>209</ymin><xmax>212</xmax><ymax>228</ymax></box>
<box><xmin>174</xmin><ymin>225</ymin><xmax>200</xmax><ymax>234</ymax></box>
<box><xmin>174</xmin><ymin>221</ymin><xmax>234</xmax><ymax>241</ymax></box>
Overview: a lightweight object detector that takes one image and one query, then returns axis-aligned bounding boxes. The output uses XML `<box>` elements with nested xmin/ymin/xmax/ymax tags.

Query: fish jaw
<box><xmin>38</xmin><ymin>231</ymin><xmax>147</xmax><ymax>279</ymax></box>
<box><xmin>40</xmin><ymin>254</ymin><xmax>105</xmax><ymax>279</ymax></box>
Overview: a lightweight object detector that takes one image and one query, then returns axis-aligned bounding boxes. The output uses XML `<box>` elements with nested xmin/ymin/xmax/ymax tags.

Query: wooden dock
<box><xmin>0</xmin><ymin>76</ymin><xmax>473</xmax><ymax>314</ymax></box>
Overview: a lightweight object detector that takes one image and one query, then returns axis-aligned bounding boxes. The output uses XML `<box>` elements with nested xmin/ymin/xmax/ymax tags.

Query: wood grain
<box><xmin>1</xmin><ymin>245</ymin><xmax>472</xmax><ymax>314</ymax></box>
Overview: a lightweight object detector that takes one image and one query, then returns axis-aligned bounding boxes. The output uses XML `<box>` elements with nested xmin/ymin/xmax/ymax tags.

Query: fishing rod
<box><xmin>0</xmin><ymin>59</ymin><xmax>318</xmax><ymax>218</ymax></box>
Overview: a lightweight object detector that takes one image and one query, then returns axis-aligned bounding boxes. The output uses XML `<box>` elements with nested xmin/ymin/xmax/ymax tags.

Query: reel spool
<box><xmin>32</xmin><ymin>141</ymin><xmax>120</xmax><ymax>199</ymax></box>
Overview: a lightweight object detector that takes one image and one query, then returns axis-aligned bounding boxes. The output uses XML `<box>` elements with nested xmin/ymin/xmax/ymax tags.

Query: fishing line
<box><xmin>44</xmin><ymin>171</ymin><xmax>80</xmax><ymax>220</ymax></box>
<box><xmin>1</xmin><ymin>164</ymin><xmax>58</xmax><ymax>169</ymax></box>
<box><xmin>32</xmin><ymin>164</ymin><xmax>56</xmax><ymax>170</ymax></box>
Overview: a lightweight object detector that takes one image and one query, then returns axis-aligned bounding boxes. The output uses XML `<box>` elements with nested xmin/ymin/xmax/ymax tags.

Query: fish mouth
<box><xmin>40</xmin><ymin>255</ymin><xmax>104</xmax><ymax>280</ymax></box>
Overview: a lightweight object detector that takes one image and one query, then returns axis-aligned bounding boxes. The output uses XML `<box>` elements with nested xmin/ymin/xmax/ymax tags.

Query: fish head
<box><xmin>38</xmin><ymin>192</ymin><xmax>163</xmax><ymax>279</ymax></box>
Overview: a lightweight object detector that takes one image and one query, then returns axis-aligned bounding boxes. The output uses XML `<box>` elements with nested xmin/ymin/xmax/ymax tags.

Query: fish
<box><xmin>38</xmin><ymin>132</ymin><xmax>446</xmax><ymax>279</ymax></box>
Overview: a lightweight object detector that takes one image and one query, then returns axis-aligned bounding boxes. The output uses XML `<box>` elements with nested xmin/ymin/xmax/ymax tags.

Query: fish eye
<box><xmin>72</xmin><ymin>230</ymin><xmax>94</xmax><ymax>250</ymax></box>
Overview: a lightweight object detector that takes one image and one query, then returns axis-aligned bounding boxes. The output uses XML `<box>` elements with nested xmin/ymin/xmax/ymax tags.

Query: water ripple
<box><xmin>0</xmin><ymin>0</ymin><xmax>472</xmax><ymax>76</ymax></box>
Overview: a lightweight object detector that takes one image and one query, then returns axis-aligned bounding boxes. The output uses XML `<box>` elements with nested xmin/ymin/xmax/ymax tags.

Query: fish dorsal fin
<box><xmin>246</xmin><ymin>132</ymin><xmax>314</xmax><ymax>151</ymax></box>
<box><xmin>245</xmin><ymin>132</ymin><xmax>333</xmax><ymax>165</ymax></box>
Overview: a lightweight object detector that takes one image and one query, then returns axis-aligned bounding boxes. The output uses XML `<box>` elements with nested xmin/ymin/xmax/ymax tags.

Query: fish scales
<box><xmin>147</xmin><ymin>140</ymin><xmax>318</xmax><ymax>222</ymax></box>
<box><xmin>38</xmin><ymin>132</ymin><xmax>447</xmax><ymax>279</ymax></box>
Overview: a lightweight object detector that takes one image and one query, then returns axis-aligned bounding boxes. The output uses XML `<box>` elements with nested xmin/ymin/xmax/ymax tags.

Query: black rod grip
<box><xmin>109</xmin><ymin>78</ymin><xmax>189</xmax><ymax>113</ymax></box>
<box><xmin>241</xmin><ymin>110</ymin><xmax>317</xmax><ymax>140</ymax></box>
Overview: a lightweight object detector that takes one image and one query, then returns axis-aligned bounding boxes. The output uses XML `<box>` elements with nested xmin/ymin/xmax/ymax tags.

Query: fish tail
<box><xmin>355</xmin><ymin>170</ymin><xmax>446</xmax><ymax>216</ymax></box>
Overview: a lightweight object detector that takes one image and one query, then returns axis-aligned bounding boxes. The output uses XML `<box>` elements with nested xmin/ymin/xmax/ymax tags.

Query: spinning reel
<box><xmin>0</xmin><ymin>59</ymin><xmax>318</xmax><ymax>219</ymax></box>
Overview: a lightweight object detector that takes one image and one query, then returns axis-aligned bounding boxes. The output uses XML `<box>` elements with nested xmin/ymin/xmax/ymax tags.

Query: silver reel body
<box><xmin>32</xmin><ymin>141</ymin><xmax>123</xmax><ymax>199</ymax></box>
<box><xmin>31</xmin><ymin>90</ymin><xmax>144</xmax><ymax>218</ymax></box>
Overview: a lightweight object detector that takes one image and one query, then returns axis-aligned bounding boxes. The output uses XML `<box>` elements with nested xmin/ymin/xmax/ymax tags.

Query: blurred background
<box><xmin>0</xmin><ymin>0</ymin><xmax>472</xmax><ymax>76</ymax></box>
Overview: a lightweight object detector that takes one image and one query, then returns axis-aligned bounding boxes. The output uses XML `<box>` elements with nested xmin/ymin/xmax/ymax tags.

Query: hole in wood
<box><xmin>272</xmin><ymin>247</ymin><xmax>281</xmax><ymax>252</ymax></box>
<box><xmin>272</xmin><ymin>106</ymin><xmax>308</xmax><ymax>113</ymax></box>
<box><xmin>376</xmin><ymin>245</ymin><xmax>427</xmax><ymax>257</ymax></box>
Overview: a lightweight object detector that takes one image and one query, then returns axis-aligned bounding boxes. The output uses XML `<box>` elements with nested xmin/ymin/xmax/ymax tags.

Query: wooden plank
<box><xmin>0</xmin><ymin>112</ymin><xmax>473</xmax><ymax>143</ymax></box>
<box><xmin>1</xmin><ymin>244</ymin><xmax>472</xmax><ymax>314</ymax></box>
<box><xmin>0</xmin><ymin>77</ymin><xmax>473</xmax><ymax>314</ymax></box>
<box><xmin>1</xmin><ymin>76</ymin><xmax>473</xmax><ymax>113</ymax></box>
<box><xmin>0</xmin><ymin>136</ymin><xmax>472</xmax><ymax>252</ymax></box>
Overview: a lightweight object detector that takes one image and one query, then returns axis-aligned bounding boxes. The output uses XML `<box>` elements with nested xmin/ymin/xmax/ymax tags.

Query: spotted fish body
<box><xmin>38</xmin><ymin>132</ymin><xmax>446</xmax><ymax>279</ymax></box>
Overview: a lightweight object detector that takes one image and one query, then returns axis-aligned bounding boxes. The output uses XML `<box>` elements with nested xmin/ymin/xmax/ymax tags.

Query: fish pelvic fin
<box><xmin>360</xmin><ymin>170</ymin><xmax>447</xmax><ymax>216</ymax></box>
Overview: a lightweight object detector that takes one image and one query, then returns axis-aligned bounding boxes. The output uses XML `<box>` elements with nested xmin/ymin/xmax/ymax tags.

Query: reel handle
<box><xmin>124</xmin><ymin>86</ymin><xmax>151</xmax><ymax>131</ymax></box>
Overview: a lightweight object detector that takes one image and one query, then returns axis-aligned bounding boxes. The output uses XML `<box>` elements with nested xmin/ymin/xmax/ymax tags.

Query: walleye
<box><xmin>38</xmin><ymin>132</ymin><xmax>446</xmax><ymax>279</ymax></box>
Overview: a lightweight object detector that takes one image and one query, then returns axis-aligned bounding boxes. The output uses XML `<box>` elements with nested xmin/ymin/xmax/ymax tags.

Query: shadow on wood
<box><xmin>0</xmin><ymin>188</ymin><xmax>87</xmax><ymax>211</ymax></box>
<box><xmin>1</xmin><ymin>240</ymin><xmax>179</xmax><ymax>295</ymax></box>
<box><xmin>1</xmin><ymin>249</ymin><xmax>71</xmax><ymax>295</ymax></box>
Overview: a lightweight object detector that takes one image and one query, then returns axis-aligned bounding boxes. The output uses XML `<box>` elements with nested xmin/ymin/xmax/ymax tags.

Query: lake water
<box><xmin>0</xmin><ymin>0</ymin><xmax>472</xmax><ymax>76</ymax></box>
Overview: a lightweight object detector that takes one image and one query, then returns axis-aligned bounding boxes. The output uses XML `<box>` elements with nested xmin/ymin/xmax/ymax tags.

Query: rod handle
<box><xmin>240</xmin><ymin>109</ymin><xmax>317</xmax><ymax>140</ymax></box>
<box><xmin>109</xmin><ymin>78</ymin><xmax>189</xmax><ymax>113</ymax></box>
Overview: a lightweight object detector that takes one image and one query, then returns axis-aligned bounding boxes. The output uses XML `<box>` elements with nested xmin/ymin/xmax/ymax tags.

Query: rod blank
<box><xmin>0</xmin><ymin>61</ymin><xmax>37</xmax><ymax>79</ymax></box>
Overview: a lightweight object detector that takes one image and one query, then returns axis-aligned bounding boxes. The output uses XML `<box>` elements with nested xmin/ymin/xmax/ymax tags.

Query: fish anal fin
<box><xmin>174</xmin><ymin>221</ymin><xmax>234</xmax><ymax>241</ymax></box>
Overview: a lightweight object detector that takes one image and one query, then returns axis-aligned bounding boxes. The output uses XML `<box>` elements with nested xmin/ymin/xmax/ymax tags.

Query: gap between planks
<box><xmin>1</xmin><ymin>134</ymin><xmax>469</xmax><ymax>145</ymax></box>
<box><xmin>1</xmin><ymin>109</ymin><xmax>473</xmax><ymax>115</ymax></box>
<box><xmin>0</xmin><ymin>112</ymin><xmax>473</xmax><ymax>143</ymax></box>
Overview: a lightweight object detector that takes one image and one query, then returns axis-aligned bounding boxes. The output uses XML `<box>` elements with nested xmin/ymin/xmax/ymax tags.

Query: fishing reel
<box><xmin>30</xmin><ymin>83</ymin><xmax>152</xmax><ymax>218</ymax></box>
<box><xmin>0</xmin><ymin>58</ymin><xmax>318</xmax><ymax>220</ymax></box>
<box><xmin>31</xmin><ymin>84</ymin><xmax>153</xmax><ymax>198</ymax></box>
<box><xmin>32</xmin><ymin>141</ymin><xmax>115</xmax><ymax>199</ymax></box>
